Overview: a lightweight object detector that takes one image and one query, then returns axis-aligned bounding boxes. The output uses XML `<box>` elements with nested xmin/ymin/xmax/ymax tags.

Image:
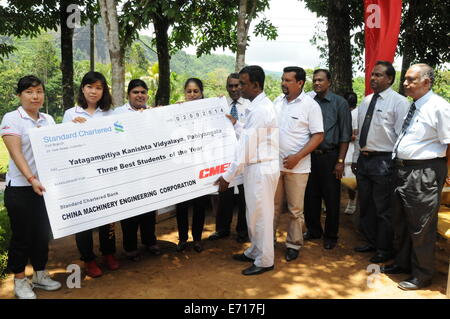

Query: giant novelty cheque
<box><xmin>29</xmin><ymin>97</ymin><xmax>238</xmax><ymax>239</ymax></box>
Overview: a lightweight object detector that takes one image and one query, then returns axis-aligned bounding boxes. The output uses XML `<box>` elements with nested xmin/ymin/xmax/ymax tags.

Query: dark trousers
<box><xmin>357</xmin><ymin>154</ymin><xmax>395</xmax><ymax>254</ymax></box>
<box><xmin>75</xmin><ymin>223</ymin><xmax>116</xmax><ymax>262</ymax></box>
<box><xmin>393</xmin><ymin>158</ymin><xmax>447</xmax><ymax>282</ymax></box>
<box><xmin>216</xmin><ymin>185</ymin><xmax>247</xmax><ymax>236</ymax></box>
<box><xmin>5</xmin><ymin>186</ymin><xmax>50</xmax><ymax>274</ymax></box>
<box><xmin>176</xmin><ymin>196</ymin><xmax>208</xmax><ymax>242</ymax></box>
<box><xmin>120</xmin><ymin>211</ymin><xmax>157</xmax><ymax>252</ymax></box>
<box><xmin>304</xmin><ymin>151</ymin><xmax>341</xmax><ymax>242</ymax></box>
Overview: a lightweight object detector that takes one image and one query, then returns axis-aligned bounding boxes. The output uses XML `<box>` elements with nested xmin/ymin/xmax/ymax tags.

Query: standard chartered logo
<box><xmin>114</xmin><ymin>121</ymin><xmax>125</xmax><ymax>133</ymax></box>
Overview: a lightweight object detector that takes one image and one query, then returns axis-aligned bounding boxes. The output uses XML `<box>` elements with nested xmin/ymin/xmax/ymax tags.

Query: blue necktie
<box><xmin>230</xmin><ymin>101</ymin><xmax>238</xmax><ymax>120</ymax></box>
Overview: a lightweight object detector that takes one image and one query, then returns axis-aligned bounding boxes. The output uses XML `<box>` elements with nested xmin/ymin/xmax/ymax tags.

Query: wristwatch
<box><xmin>337</xmin><ymin>159</ymin><xmax>344</xmax><ymax>163</ymax></box>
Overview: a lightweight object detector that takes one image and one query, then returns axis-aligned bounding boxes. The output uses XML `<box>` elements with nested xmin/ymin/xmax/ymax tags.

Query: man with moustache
<box><xmin>381</xmin><ymin>64</ymin><xmax>450</xmax><ymax>290</ymax></box>
<box><xmin>352</xmin><ymin>61</ymin><xmax>409</xmax><ymax>263</ymax></box>
<box><xmin>215</xmin><ymin>65</ymin><xmax>279</xmax><ymax>275</ymax></box>
<box><xmin>273</xmin><ymin>67</ymin><xmax>324</xmax><ymax>261</ymax></box>
<box><xmin>303</xmin><ymin>69</ymin><xmax>352</xmax><ymax>250</ymax></box>
<box><xmin>209</xmin><ymin>73</ymin><xmax>249</xmax><ymax>243</ymax></box>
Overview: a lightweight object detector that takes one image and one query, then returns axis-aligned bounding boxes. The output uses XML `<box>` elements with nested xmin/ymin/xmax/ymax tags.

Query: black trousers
<box><xmin>176</xmin><ymin>196</ymin><xmax>208</xmax><ymax>242</ymax></box>
<box><xmin>120</xmin><ymin>211</ymin><xmax>157</xmax><ymax>252</ymax></box>
<box><xmin>304</xmin><ymin>151</ymin><xmax>341</xmax><ymax>242</ymax></box>
<box><xmin>5</xmin><ymin>186</ymin><xmax>50</xmax><ymax>274</ymax></box>
<box><xmin>75</xmin><ymin>223</ymin><xmax>116</xmax><ymax>262</ymax></box>
<box><xmin>215</xmin><ymin>185</ymin><xmax>247</xmax><ymax>236</ymax></box>
<box><xmin>356</xmin><ymin>154</ymin><xmax>395</xmax><ymax>254</ymax></box>
<box><xmin>393</xmin><ymin>158</ymin><xmax>447</xmax><ymax>282</ymax></box>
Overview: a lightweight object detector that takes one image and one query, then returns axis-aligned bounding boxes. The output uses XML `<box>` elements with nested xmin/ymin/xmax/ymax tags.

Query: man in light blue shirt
<box><xmin>381</xmin><ymin>64</ymin><xmax>450</xmax><ymax>291</ymax></box>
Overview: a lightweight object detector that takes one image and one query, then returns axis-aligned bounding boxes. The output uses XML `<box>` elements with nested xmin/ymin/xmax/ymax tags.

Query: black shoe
<box><xmin>176</xmin><ymin>241</ymin><xmax>188</xmax><ymax>252</ymax></box>
<box><xmin>208</xmin><ymin>231</ymin><xmax>230</xmax><ymax>241</ymax></box>
<box><xmin>242</xmin><ymin>264</ymin><xmax>274</xmax><ymax>276</ymax></box>
<box><xmin>146</xmin><ymin>244</ymin><xmax>162</xmax><ymax>256</ymax></box>
<box><xmin>285</xmin><ymin>248</ymin><xmax>299</xmax><ymax>262</ymax></box>
<box><xmin>380</xmin><ymin>264</ymin><xmax>411</xmax><ymax>274</ymax></box>
<box><xmin>232</xmin><ymin>253</ymin><xmax>254</xmax><ymax>262</ymax></box>
<box><xmin>324</xmin><ymin>240</ymin><xmax>336</xmax><ymax>250</ymax></box>
<box><xmin>398</xmin><ymin>277</ymin><xmax>432</xmax><ymax>290</ymax></box>
<box><xmin>193</xmin><ymin>241</ymin><xmax>203</xmax><ymax>253</ymax></box>
<box><xmin>369</xmin><ymin>252</ymin><xmax>394</xmax><ymax>263</ymax></box>
<box><xmin>354</xmin><ymin>245</ymin><xmax>376</xmax><ymax>253</ymax></box>
<box><xmin>303</xmin><ymin>231</ymin><xmax>321</xmax><ymax>241</ymax></box>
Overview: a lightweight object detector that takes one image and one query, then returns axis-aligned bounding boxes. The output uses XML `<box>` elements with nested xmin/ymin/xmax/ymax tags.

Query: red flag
<box><xmin>364</xmin><ymin>0</ymin><xmax>402</xmax><ymax>95</ymax></box>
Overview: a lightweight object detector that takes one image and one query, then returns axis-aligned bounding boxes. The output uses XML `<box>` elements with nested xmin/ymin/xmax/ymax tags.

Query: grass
<box><xmin>0</xmin><ymin>140</ymin><xmax>8</xmax><ymax>175</ymax></box>
<box><xmin>0</xmin><ymin>191</ymin><xmax>10</xmax><ymax>279</ymax></box>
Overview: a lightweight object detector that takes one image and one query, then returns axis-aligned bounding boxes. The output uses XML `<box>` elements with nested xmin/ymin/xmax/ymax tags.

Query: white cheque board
<box><xmin>29</xmin><ymin>97</ymin><xmax>237</xmax><ymax>238</ymax></box>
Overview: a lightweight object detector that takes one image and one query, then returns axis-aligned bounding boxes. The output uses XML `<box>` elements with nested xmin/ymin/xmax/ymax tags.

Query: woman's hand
<box><xmin>30</xmin><ymin>178</ymin><xmax>46</xmax><ymax>196</ymax></box>
<box><xmin>72</xmin><ymin>117</ymin><xmax>87</xmax><ymax>123</ymax></box>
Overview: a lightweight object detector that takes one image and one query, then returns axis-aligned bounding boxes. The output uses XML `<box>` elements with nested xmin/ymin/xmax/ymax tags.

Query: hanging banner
<box><xmin>364</xmin><ymin>0</ymin><xmax>403</xmax><ymax>95</ymax></box>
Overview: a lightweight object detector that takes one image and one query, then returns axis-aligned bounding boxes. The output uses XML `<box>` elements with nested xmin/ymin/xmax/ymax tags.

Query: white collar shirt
<box><xmin>396</xmin><ymin>90</ymin><xmax>450</xmax><ymax>160</ymax></box>
<box><xmin>0</xmin><ymin>106</ymin><xmax>56</xmax><ymax>186</ymax></box>
<box><xmin>227</xmin><ymin>96</ymin><xmax>250</xmax><ymax>140</ymax></box>
<box><xmin>274</xmin><ymin>92</ymin><xmax>324</xmax><ymax>173</ymax></box>
<box><xmin>113</xmin><ymin>103</ymin><xmax>148</xmax><ymax>115</ymax></box>
<box><xmin>62</xmin><ymin>105</ymin><xmax>113</xmax><ymax>123</ymax></box>
<box><xmin>223</xmin><ymin>92</ymin><xmax>279</xmax><ymax>182</ymax></box>
<box><xmin>226</xmin><ymin>96</ymin><xmax>249</xmax><ymax>123</ymax></box>
<box><xmin>353</xmin><ymin>87</ymin><xmax>410</xmax><ymax>162</ymax></box>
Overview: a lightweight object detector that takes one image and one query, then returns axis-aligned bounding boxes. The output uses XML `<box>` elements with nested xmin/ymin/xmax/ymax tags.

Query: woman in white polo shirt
<box><xmin>1</xmin><ymin>75</ymin><xmax>61</xmax><ymax>299</ymax></box>
<box><xmin>62</xmin><ymin>71</ymin><xmax>118</xmax><ymax>278</ymax></box>
<box><xmin>114</xmin><ymin>79</ymin><xmax>161</xmax><ymax>261</ymax></box>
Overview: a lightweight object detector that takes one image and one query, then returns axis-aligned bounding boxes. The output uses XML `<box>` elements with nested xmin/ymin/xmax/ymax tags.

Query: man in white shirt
<box><xmin>273</xmin><ymin>66</ymin><xmax>324</xmax><ymax>262</ymax></box>
<box><xmin>381</xmin><ymin>64</ymin><xmax>450</xmax><ymax>291</ymax></box>
<box><xmin>209</xmin><ymin>73</ymin><xmax>250</xmax><ymax>242</ymax></box>
<box><xmin>215</xmin><ymin>65</ymin><xmax>279</xmax><ymax>276</ymax></box>
<box><xmin>352</xmin><ymin>61</ymin><xmax>410</xmax><ymax>263</ymax></box>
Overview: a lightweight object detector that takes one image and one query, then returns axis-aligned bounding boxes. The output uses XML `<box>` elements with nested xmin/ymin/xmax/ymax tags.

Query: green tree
<box><xmin>302</xmin><ymin>0</ymin><xmax>364</xmax><ymax>95</ymax></box>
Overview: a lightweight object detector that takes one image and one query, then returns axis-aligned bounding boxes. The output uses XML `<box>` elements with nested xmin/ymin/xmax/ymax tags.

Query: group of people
<box><xmin>1</xmin><ymin>60</ymin><xmax>448</xmax><ymax>299</ymax></box>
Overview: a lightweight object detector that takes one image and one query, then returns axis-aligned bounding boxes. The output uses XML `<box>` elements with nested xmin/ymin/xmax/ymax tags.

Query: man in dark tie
<box><xmin>208</xmin><ymin>73</ymin><xmax>249</xmax><ymax>243</ymax></box>
<box><xmin>352</xmin><ymin>61</ymin><xmax>409</xmax><ymax>263</ymax></box>
<box><xmin>381</xmin><ymin>64</ymin><xmax>450</xmax><ymax>290</ymax></box>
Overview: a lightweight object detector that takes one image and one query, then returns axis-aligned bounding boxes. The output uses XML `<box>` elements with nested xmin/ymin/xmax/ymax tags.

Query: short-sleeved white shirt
<box><xmin>274</xmin><ymin>92</ymin><xmax>324</xmax><ymax>173</ymax></box>
<box><xmin>113</xmin><ymin>103</ymin><xmax>148</xmax><ymax>115</ymax></box>
<box><xmin>62</xmin><ymin>105</ymin><xmax>114</xmax><ymax>123</ymax></box>
<box><xmin>0</xmin><ymin>106</ymin><xmax>56</xmax><ymax>186</ymax></box>
<box><xmin>396</xmin><ymin>91</ymin><xmax>450</xmax><ymax>160</ymax></box>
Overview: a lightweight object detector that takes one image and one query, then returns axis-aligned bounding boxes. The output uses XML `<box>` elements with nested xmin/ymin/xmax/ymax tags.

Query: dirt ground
<box><xmin>0</xmin><ymin>194</ymin><xmax>448</xmax><ymax>299</ymax></box>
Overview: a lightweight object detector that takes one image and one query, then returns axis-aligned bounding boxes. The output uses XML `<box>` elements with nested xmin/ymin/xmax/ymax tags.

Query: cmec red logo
<box><xmin>199</xmin><ymin>163</ymin><xmax>231</xmax><ymax>179</ymax></box>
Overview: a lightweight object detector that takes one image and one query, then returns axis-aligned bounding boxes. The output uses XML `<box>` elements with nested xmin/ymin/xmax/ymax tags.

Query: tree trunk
<box><xmin>90</xmin><ymin>20</ymin><xmax>95</xmax><ymax>72</ymax></box>
<box><xmin>153</xmin><ymin>12</ymin><xmax>171</xmax><ymax>106</ymax></box>
<box><xmin>235</xmin><ymin>0</ymin><xmax>248</xmax><ymax>72</ymax></box>
<box><xmin>60</xmin><ymin>0</ymin><xmax>74</xmax><ymax>113</ymax></box>
<box><xmin>327</xmin><ymin>0</ymin><xmax>353</xmax><ymax>96</ymax></box>
<box><xmin>235</xmin><ymin>0</ymin><xmax>257</xmax><ymax>72</ymax></box>
<box><xmin>399</xmin><ymin>0</ymin><xmax>418</xmax><ymax>96</ymax></box>
<box><xmin>99</xmin><ymin>0</ymin><xmax>125</xmax><ymax>107</ymax></box>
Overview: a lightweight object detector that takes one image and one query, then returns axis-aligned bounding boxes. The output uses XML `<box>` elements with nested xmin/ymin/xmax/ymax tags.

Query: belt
<box><xmin>361</xmin><ymin>151</ymin><xmax>392</xmax><ymax>157</ymax></box>
<box><xmin>313</xmin><ymin>149</ymin><xmax>337</xmax><ymax>155</ymax></box>
<box><xmin>394</xmin><ymin>157</ymin><xmax>445</xmax><ymax>167</ymax></box>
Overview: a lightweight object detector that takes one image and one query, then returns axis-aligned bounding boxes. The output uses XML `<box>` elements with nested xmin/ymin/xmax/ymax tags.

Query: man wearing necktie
<box><xmin>352</xmin><ymin>61</ymin><xmax>409</xmax><ymax>263</ymax></box>
<box><xmin>381</xmin><ymin>64</ymin><xmax>450</xmax><ymax>291</ymax></box>
<box><xmin>209</xmin><ymin>73</ymin><xmax>250</xmax><ymax>243</ymax></box>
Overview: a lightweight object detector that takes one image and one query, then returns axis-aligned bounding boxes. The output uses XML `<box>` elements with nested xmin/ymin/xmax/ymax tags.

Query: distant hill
<box><xmin>70</xmin><ymin>25</ymin><xmax>281</xmax><ymax>77</ymax></box>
